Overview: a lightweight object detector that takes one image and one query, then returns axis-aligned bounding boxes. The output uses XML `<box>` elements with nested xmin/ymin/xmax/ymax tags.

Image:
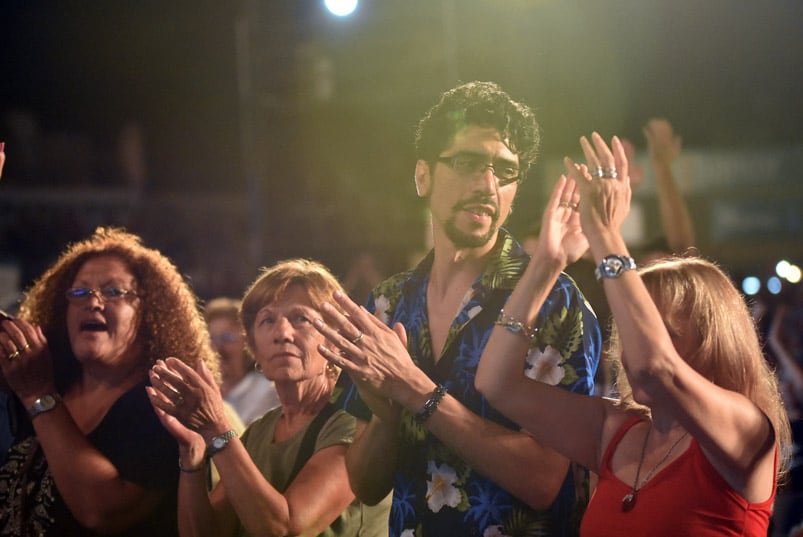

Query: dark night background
<box><xmin>1</xmin><ymin>0</ymin><xmax>802</xmax><ymax>301</ymax></box>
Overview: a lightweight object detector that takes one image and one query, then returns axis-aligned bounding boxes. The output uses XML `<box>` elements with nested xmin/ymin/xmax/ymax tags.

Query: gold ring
<box><xmin>7</xmin><ymin>350</ymin><xmax>20</xmax><ymax>361</ymax></box>
<box><xmin>350</xmin><ymin>332</ymin><xmax>364</xmax><ymax>345</ymax></box>
<box><xmin>559</xmin><ymin>201</ymin><xmax>571</xmax><ymax>208</ymax></box>
<box><xmin>22</xmin><ymin>344</ymin><xmax>31</xmax><ymax>352</ymax></box>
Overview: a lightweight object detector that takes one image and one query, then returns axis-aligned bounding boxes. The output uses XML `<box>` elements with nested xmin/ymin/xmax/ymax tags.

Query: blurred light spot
<box><xmin>786</xmin><ymin>265</ymin><xmax>802</xmax><ymax>284</ymax></box>
<box><xmin>324</xmin><ymin>0</ymin><xmax>358</xmax><ymax>17</ymax></box>
<box><xmin>767</xmin><ymin>276</ymin><xmax>782</xmax><ymax>295</ymax></box>
<box><xmin>742</xmin><ymin>276</ymin><xmax>761</xmax><ymax>295</ymax></box>
<box><xmin>776</xmin><ymin>260</ymin><xmax>791</xmax><ymax>278</ymax></box>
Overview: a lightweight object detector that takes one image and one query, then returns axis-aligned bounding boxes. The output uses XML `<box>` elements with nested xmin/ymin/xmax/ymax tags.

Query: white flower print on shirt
<box><xmin>426</xmin><ymin>461</ymin><xmax>461</xmax><ymax>513</ymax></box>
<box><xmin>524</xmin><ymin>345</ymin><xmax>565</xmax><ymax>386</ymax></box>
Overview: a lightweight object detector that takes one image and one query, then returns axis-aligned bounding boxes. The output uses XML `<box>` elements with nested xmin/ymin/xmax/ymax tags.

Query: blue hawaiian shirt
<box><xmin>333</xmin><ymin>229</ymin><xmax>601</xmax><ymax>537</ymax></box>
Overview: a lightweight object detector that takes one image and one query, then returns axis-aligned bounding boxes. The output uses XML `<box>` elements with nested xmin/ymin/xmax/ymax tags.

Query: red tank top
<box><xmin>580</xmin><ymin>416</ymin><xmax>776</xmax><ymax>537</ymax></box>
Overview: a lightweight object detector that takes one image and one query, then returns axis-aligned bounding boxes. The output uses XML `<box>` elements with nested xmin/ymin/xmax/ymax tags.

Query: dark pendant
<box><xmin>622</xmin><ymin>492</ymin><xmax>636</xmax><ymax>512</ymax></box>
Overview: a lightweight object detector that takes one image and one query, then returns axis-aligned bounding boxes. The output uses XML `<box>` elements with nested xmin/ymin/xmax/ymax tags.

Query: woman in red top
<box><xmin>475</xmin><ymin>133</ymin><xmax>791</xmax><ymax>536</ymax></box>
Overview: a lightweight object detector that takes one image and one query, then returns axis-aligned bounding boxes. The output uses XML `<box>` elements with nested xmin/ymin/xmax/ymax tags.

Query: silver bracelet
<box><xmin>495</xmin><ymin>309</ymin><xmax>538</xmax><ymax>341</ymax></box>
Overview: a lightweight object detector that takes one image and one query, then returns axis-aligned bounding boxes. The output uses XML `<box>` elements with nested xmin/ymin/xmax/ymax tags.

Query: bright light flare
<box><xmin>324</xmin><ymin>0</ymin><xmax>358</xmax><ymax>17</ymax></box>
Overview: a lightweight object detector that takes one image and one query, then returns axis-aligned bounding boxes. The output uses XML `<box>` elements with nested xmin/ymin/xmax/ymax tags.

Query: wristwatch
<box><xmin>595</xmin><ymin>255</ymin><xmax>637</xmax><ymax>281</ymax></box>
<box><xmin>27</xmin><ymin>393</ymin><xmax>62</xmax><ymax>419</ymax></box>
<box><xmin>206</xmin><ymin>429</ymin><xmax>238</xmax><ymax>458</ymax></box>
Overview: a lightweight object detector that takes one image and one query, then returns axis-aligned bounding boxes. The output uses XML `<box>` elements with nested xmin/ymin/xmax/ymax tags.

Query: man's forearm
<box><xmin>345</xmin><ymin>415</ymin><xmax>400</xmax><ymax>505</ymax></box>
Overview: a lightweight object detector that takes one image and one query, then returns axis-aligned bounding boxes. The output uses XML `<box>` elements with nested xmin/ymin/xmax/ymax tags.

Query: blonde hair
<box><xmin>240</xmin><ymin>258</ymin><xmax>346</xmax><ymax>357</ymax></box>
<box><xmin>18</xmin><ymin>227</ymin><xmax>219</xmax><ymax>390</ymax></box>
<box><xmin>609</xmin><ymin>256</ymin><xmax>791</xmax><ymax>477</ymax></box>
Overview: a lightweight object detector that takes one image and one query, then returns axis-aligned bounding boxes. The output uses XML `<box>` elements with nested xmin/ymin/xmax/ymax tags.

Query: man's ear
<box><xmin>414</xmin><ymin>160</ymin><xmax>431</xmax><ymax>198</ymax></box>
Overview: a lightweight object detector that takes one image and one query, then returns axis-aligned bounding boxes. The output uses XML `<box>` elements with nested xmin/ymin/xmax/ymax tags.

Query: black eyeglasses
<box><xmin>65</xmin><ymin>287</ymin><xmax>138</xmax><ymax>303</ymax></box>
<box><xmin>435</xmin><ymin>153</ymin><xmax>522</xmax><ymax>187</ymax></box>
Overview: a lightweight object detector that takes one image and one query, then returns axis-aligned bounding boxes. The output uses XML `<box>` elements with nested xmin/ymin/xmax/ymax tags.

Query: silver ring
<box><xmin>590</xmin><ymin>167</ymin><xmax>604</xmax><ymax>179</ymax></box>
<box><xmin>350</xmin><ymin>332</ymin><xmax>364</xmax><ymax>345</ymax></box>
<box><xmin>601</xmin><ymin>166</ymin><xmax>618</xmax><ymax>179</ymax></box>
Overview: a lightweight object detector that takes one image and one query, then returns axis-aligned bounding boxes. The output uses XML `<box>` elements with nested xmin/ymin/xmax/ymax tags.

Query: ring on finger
<box><xmin>589</xmin><ymin>167</ymin><xmax>604</xmax><ymax>179</ymax></box>
<box><xmin>350</xmin><ymin>331</ymin><xmax>364</xmax><ymax>345</ymax></box>
<box><xmin>601</xmin><ymin>166</ymin><xmax>618</xmax><ymax>179</ymax></box>
<box><xmin>21</xmin><ymin>343</ymin><xmax>31</xmax><ymax>352</ymax></box>
<box><xmin>175</xmin><ymin>395</ymin><xmax>185</xmax><ymax>407</ymax></box>
<box><xmin>7</xmin><ymin>350</ymin><xmax>20</xmax><ymax>361</ymax></box>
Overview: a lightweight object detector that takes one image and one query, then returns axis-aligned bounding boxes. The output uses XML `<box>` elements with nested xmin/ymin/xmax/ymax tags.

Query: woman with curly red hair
<box><xmin>0</xmin><ymin>226</ymin><xmax>218</xmax><ymax>536</ymax></box>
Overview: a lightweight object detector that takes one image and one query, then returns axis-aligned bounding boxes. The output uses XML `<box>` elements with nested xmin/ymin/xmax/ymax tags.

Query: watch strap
<box><xmin>205</xmin><ymin>429</ymin><xmax>238</xmax><ymax>458</ymax></box>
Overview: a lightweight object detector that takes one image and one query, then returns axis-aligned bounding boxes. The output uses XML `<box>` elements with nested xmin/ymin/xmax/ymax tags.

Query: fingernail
<box><xmin>334</xmin><ymin>290</ymin><xmax>344</xmax><ymax>299</ymax></box>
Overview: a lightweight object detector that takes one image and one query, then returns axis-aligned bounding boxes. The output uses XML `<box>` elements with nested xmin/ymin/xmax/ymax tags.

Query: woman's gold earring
<box><xmin>254</xmin><ymin>362</ymin><xmax>263</xmax><ymax>373</ymax></box>
<box><xmin>326</xmin><ymin>362</ymin><xmax>339</xmax><ymax>377</ymax></box>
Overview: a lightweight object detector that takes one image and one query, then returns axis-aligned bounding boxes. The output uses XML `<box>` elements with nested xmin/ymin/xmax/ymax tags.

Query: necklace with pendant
<box><xmin>621</xmin><ymin>424</ymin><xmax>689</xmax><ymax>512</ymax></box>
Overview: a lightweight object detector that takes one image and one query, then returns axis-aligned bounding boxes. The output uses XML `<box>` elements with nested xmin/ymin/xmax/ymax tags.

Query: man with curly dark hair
<box><xmin>323</xmin><ymin>81</ymin><xmax>601</xmax><ymax>536</ymax></box>
<box><xmin>0</xmin><ymin>226</ymin><xmax>218</xmax><ymax>536</ymax></box>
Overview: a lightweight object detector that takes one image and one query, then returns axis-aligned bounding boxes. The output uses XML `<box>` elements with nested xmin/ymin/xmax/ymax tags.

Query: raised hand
<box><xmin>0</xmin><ymin>317</ymin><xmax>56</xmax><ymax>405</ymax></box>
<box><xmin>313</xmin><ymin>291</ymin><xmax>412</xmax><ymax>422</ymax></box>
<box><xmin>564</xmin><ymin>132</ymin><xmax>631</xmax><ymax>244</ymax></box>
<box><xmin>643</xmin><ymin>118</ymin><xmax>681</xmax><ymax>165</ymax></box>
<box><xmin>532</xmin><ymin>174</ymin><xmax>588</xmax><ymax>267</ymax></box>
<box><xmin>148</xmin><ymin>358</ymin><xmax>230</xmax><ymax>438</ymax></box>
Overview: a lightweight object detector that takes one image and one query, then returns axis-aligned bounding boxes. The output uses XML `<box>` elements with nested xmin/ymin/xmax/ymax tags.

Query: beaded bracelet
<box><xmin>413</xmin><ymin>384</ymin><xmax>448</xmax><ymax>424</ymax></box>
<box><xmin>178</xmin><ymin>458</ymin><xmax>204</xmax><ymax>473</ymax></box>
<box><xmin>495</xmin><ymin>309</ymin><xmax>538</xmax><ymax>341</ymax></box>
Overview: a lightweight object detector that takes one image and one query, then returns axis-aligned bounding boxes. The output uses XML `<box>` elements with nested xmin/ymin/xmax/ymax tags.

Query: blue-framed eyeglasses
<box><xmin>435</xmin><ymin>153</ymin><xmax>522</xmax><ymax>187</ymax></box>
<box><xmin>65</xmin><ymin>287</ymin><xmax>138</xmax><ymax>303</ymax></box>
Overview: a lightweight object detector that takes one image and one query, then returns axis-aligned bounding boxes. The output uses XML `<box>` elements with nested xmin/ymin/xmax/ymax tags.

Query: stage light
<box><xmin>741</xmin><ymin>276</ymin><xmax>760</xmax><ymax>296</ymax></box>
<box><xmin>324</xmin><ymin>0</ymin><xmax>358</xmax><ymax>17</ymax></box>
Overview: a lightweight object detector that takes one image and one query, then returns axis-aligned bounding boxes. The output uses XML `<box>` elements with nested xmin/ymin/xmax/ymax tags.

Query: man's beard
<box><xmin>443</xmin><ymin>197</ymin><xmax>500</xmax><ymax>249</ymax></box>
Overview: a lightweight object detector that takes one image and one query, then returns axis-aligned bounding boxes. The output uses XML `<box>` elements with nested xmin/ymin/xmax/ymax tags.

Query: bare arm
<box><xmin>570</xmin><ymin>132</ymin><xmax>775</xmax><ymax>503</ymax></box>
<box><xmin>643</xmin><ymin>118</ymin><xmax>696</xmax><ymax>253</ymax></box>
<box><xmin>476</xmin><ymin>174</ymin><xmax>612</xmax><ymax>472</ymax></box>
<box><xmin>150</xmin><ymin>358</ymin><xmax>355</xmax><ymax>536</ymax></box>
<box><xmin>315</xmin><ymin>293</ymin><xmax>571</xmax><ymax>509</ymax></box>
<box><xmin>345</xmin><ymin>414</ymin><xmax>400</xmax><ymax>505</ymax></box>
<box><xmin>0</xmin><ymin>318</ymin><xmax>165</xmax><ymax>533</ymax></box>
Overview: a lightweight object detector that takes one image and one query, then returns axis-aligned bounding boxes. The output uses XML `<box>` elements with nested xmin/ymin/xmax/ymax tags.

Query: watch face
<box><xmin>606</xmin><ymin>257</ymin><xmax>624</xmax><ymax>276</ymax></box>
<box><xmin>38</xmin><ymin>395</ymin><xmax>56</xmax><ymax>409</ymax></box>
<box><xmin>212</xmin><ymin>437</ymin><xmax>226</xmax><ymax>449</ymax></box>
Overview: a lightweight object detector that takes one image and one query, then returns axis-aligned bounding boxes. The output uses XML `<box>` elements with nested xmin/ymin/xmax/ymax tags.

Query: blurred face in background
<box><xmin>208</xmin><ymin>315</ymin><xmax>249</xmax><ymax>386</ymax></box>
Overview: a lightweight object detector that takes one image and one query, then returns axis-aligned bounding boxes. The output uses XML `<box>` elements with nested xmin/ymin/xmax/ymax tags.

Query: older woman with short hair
<box><xmin>148</xmin><ymin>258</ymin><xmax>390</xmax><ymax>537</ymax></box>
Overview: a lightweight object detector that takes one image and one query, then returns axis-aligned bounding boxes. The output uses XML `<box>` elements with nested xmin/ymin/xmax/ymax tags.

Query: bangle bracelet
<box><xmin>495</xmin><ymin>309</ymin><xmax>538</xmax><ymax>341</ymax></box>
<box><xmin>414</xmin><ymin>384</ymin><xmax>448</xmax><ymax>424</ymax></box>
<box><xmin>178</xmin><ymin>458</ymin><xmax>204</xmax><ymax>473</ymax></box>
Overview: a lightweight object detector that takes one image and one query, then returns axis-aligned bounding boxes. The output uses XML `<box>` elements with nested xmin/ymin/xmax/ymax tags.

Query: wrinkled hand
<box><xmin>564</xmin><ymin>132</ymin><xmax>631</xmax><ymax>244</ymax></box>
<box><xmin>643</xmin><ymin>118</ymin><xmax>681</xmax><ymax>164</ymax></box>
<box><xmin>0</xmin><ymin>317</ymin><xmax>57</xmax><ymax>405</ymax></box>
<box><xmin>313</xmin><ymin>291</ymin><xmax>414</xmax><ymax>422</ymax></box>
<box><xmin>148</xmin><ymin>358</ymin><xmax>230</xmax><ymax>441</ymax></box>
<box><xmin>532</xmin><ymin>174</ymin><xmax>588</xmax><ymax>267</ymax></box>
